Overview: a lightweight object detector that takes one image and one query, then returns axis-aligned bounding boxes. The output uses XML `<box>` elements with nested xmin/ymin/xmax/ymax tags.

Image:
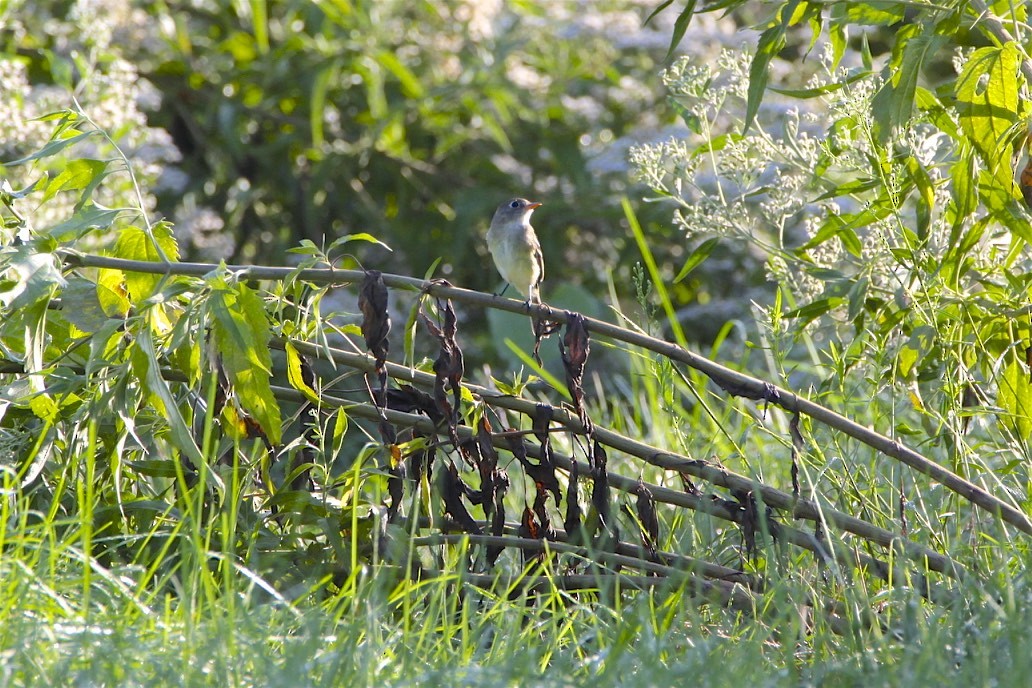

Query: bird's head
<box><xmin>491</xmin><ymin>197</ymin><xmax>542</xmax><ymax>228</ymax></box>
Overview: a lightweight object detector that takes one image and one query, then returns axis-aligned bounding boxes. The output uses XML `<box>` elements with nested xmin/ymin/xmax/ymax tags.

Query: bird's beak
<box><xmin>526</xmin><ymin>202</ymin><xmax>543</xmax><ymax>209</ymax></box>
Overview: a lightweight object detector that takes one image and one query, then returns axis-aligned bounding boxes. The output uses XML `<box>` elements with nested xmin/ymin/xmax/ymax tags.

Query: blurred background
<box><xmin>2</xmin><ymin>0</ymin><xmax>768</xmax><ymax>359</ymax></box>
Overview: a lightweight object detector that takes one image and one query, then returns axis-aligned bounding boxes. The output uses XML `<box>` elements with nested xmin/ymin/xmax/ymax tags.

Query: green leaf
<box><xmin>644</xmin><ymin>0</ymin><xmax>676</xmax><ymax>26</ymax></box>
<box><xmin>96</xmin><ymin>267</ymin><xmax>130</xmax><ymax>317</ymax></box>
<box><xmin>327</xmin><ymin>232</ymin><xmax>392</xmax><ymax>253</ymax></box>
<box><xmin>44</xmin><ymin>202</ymin><xmax>121</xmax><ymax>239</ymax></box>
<box><xmin>377</xmin><ymin>50</ymin><xmax>425</xmax><ymax>98</ymax></box>
<box><xmin>210</xmin><ymin>281</ymin><xmax>282</xmax><ymax>445</ymax></box>
<box><xmin>62</xmin><ymin>275</ymin><xmax>111</xmax><ymax>333</ymax></box>
<box><xmin>113</xmin><ymin>223</ymin><xmax>180</xmax><ymax>302</ymax></box>
<box><xmin>0</xmin><ymin>245</ymin><xmax>67</xmax><ymax>310</ymax></box>
<box><xmin>997</xmin><ymin>356</ymin><xmax>1032</xmax><ymax>441</ymax></box>
<box><xmin>662</xmin><ymin>0</ymin><xmax>699</xmax><ymax>62</ymax></box>
<box><xmin>785</xmin><ymin>297</ymin><xmax>844</xmax><ymax>325</ymax></box>
<box><xmin>1</xmin><ymin>175</ymin><xmax>46</xmax><ymax>200</ymax></box>
<box><xmin>674</xmin><ymin>237</ymin><xmax>720</xmax><ymax>283</ymax></box>
<box><xmin>746</xmin><ymin>10</ymin><xmax>793</xmax><ymax>132</ymax></box>
<box><xmin>3</xmin><ymin>130</ymin><xmax>98</xmax><ymax>166</ymax></box>
<box><xmin>905</xmin><ymin>155</ymin><xmax>935</xmax><ymax>239</ymax></box>
<box><xmin>955</xmin><ymin>44</ymin><xmax>1021</xmax><ymax>194</ymax></box>
<box><xmin>844</xmin><ymin>2</ymin><xmax>905</xmax><ymax>24</ymax></box>
<box><xmin>898</xmin><ymin>324</ymin><xmax>935</xmax><ymax>377</ymax></box>
<box><xmin>768</xmin><ymin>69</ymin><xmax>873</xmax><ymax>98</ymax></box>
<box><xmin>133</xmin><ymin>328</ymin><xmax>205</xmax><ymax>466</ymax></box>
<box><xmin>873</xmin><ymin>32</ymin><xmax>948</xmax><ymax>142</ymax></box>
<box><xmin>42</xmin><ymin>158</ymin><xmax>108</xmax><ymax>204</ymax></box>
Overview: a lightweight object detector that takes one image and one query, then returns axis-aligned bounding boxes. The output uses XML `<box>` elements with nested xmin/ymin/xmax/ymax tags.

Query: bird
<box><xmin>486</xmin><ymin>197</ymin><xmax>544</xmax><ymax>305</ymax></box>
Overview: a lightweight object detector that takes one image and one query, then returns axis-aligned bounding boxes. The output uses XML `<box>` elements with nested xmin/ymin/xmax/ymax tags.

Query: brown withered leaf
<box><xmin>678</xmin><ymin>471</ymin><xmax>699</xmax><ymax>496</ymax></box>
<box><xmin>505</xmin><ymin>431</ymin><xmax>561</xmax><ymax>505</ymax></box>
<box><xmin>442</xmin><ymin>461</ymin><xmax>481</xmax><ymax>533</ymax></box>
<box><xmin>899</xmin><ymin>475</ymin><xmax>908</xmax><ymax>538</ymax></box>
<box><xmin>590</xmin><ymin>440</ymin><xmax>612</xmax><ymax>534</ymax></box>
<box><xmin>716</xmin><ymin>377</ymin><xmax>782</xmax><ymax>405</ymax></box>
<box><xmin>790</xmin><ymin>412</ymin><xmax>803</xmax><ymax>499</ymax></box>
<box><xmin>386</xmin><ymin>385</ymin><xmax>446</xmax><ymax>426</ymax></box>
<box><xmin>634</xmin><ymin>479</ymin><xmax>660</xmax><ymax>558</ymax></box>
<box><xmin>536</xmin><ymin>406</ymin><xmax>553</xmax><ymax>466</ymax></box>
<box><xmin>518</xmin><ymin>507</ymin><xmax>544</xmax><ymax>565</ymax></box>
<box><xmin>559</xmin><ymin>313</ymin><xmax>592</xmax><ymax>431</ymax></box>
<box><xmin>532</xmin><ymin>486</ymin><xmax>556</xmax><ymax>541</ymax></box>
<box><xmin>359</xmin><ymin>270</ymin><xmax>391</xmax><ymax>364</ymax></box>
<box><xmin>532</xmin><ymin>315</ymin><xmax>562</xmax><ymax>365</ymax></box>
<box><xmin>731</xmin><ymin>487</ymin><xmax>780</xmax><ymax>564</ymax></box>
<box><xmin>407</xmin><ymin>431</ymin><xmax>437</xmax><ymax>484</ymax></box>
<box><xmin>420</xmin><ymin>300</ymin><xmax>466</xmax><ymax>452</ymax></box>
<box><xmin>486</xmin><ymin>469</ymin><xmax>510</xmax><ymax>568</ymax></box>
<box><xmin>476</xmin><ymin>418</ymin><xmax>500</xmax><ymax>517</ymax></box>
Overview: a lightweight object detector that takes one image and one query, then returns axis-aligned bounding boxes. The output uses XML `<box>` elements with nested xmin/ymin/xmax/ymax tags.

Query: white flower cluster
<box><xmin>1</xmin><ymin>0</ymin><xmax>188</xmax><ymax>248</ymax></box>
<box><xmin>631</xmin><ymin>38</ymin><xmax>994</xmax><ymax>334</ymax></box>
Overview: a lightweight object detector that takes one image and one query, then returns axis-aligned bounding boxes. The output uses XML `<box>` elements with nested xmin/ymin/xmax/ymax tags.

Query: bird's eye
<box><xmin>509</xmin><ymin>200</ymin><xmax>520</xmax><ymax>208</ymax></box>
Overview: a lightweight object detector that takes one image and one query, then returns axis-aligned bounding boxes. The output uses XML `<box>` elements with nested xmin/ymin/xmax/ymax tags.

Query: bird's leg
<box><xmin>494</xmin><ymin>283</ymin><xmax>511</xmax><ymax>298</ymax></box>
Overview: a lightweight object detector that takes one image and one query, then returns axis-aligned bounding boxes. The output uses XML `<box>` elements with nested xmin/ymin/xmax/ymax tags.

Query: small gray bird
<box><xmin>486</xmin><ymin>197</ymin><xmax>544</xmax><ymax>304</ymax></box>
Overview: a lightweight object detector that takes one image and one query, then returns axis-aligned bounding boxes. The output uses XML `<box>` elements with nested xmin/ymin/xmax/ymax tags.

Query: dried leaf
<box><xmin>635</xmin><ymin>479</ymin><xmax>660</xmax><ymax>558</ymax></box>
<box><xmin>442</xmin><ymin>461</ymin><xmax>481</xmax><ymax>533</ymax></box>
<box><xmin>559</xmin><ymin>313</ymin><xmax>592</xmax><ymax>431</ymax></box>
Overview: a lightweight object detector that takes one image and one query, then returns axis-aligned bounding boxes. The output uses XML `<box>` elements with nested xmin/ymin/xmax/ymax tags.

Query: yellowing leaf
<box><xmin>285</xmin><ymin>341</ymin><xmax>320</xmax><ymax>403</ymax></box>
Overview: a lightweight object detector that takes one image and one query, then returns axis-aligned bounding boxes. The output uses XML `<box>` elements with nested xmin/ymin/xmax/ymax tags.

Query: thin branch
<box><xmin>62</xmin><ymin>251</ymin><xmax>1032</xmax><ymax>536</ymax></box>
<box><xmin>277</xmin><ymin>338</ymin><xmax>965</xmax><ymax>584</ymax></box>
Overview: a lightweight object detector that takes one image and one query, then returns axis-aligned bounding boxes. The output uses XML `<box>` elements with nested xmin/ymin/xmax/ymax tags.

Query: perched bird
<box><xmin>486</xmin><ymin>197</ymin><xmax>544</xmax><ymax>305</ymax></box>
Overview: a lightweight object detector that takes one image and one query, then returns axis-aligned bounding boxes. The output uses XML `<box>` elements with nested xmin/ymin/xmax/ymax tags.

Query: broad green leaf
<box><xmin>42</xmin><ymin>158</ymin><xmax>108</xmax><ymax>204</ymax></box>
<box><xmin>44</xmin><ymin>202</ymin><xmax>121</xmax><ymax>239</ymax></box>
<box><xmin>997</xmin><ymin>356</ymin><xmax>1032</xmax><ymax>441</ymax></box>
<box><xmin>956</xmin><ymin>44</ymin><xmax>1021</xmax><ymax>194</ymax></box>
<box><xmin>210</xmin><ymin>282</ymin><xmax>282</xmax><ymax>445</ymax></box>
<box><xmin>62</xmin><ymin>275</ymin><xmax>110</xmax><ymax>333</ymax></box>
<box><xmin>29</xmin><ymin>393</ymin><xmax>60</xmax><ymax>423</ymax></box>
<box><xmin>915</xmin><ymin>87</ymin><xmax>960</xmax><ymax>140</ymax></box>
<box><xmin>898</xmin><ymin>325</ymin><xmax>935</xmax><ymax>378</ymax></box>
<box><xmin>113</xmin><ymin>223</ymin><xmax>179</xmax><ymax>302</ymax></box>
<box><xmin>844</xmin><ymin>2</ymin><xmax>905</xmax><ymax>24</ymax></box>
<box><xmin>828</xmin><ymin>20</ymin><xmax>846</xmax><ymax>69</ymax></box>
<box><xmin>0</xmin><ymin>245</ymin><xmax>67</xmax><ymax>310</ymax></box>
